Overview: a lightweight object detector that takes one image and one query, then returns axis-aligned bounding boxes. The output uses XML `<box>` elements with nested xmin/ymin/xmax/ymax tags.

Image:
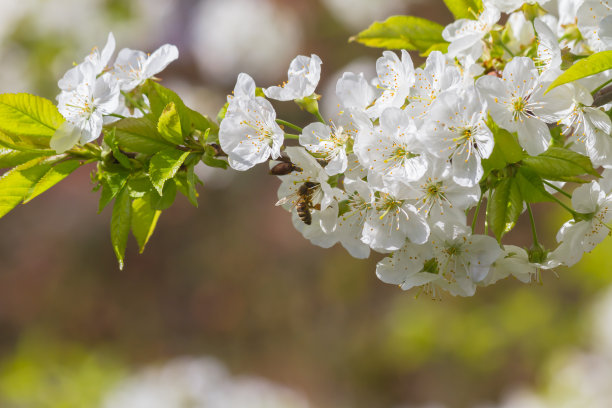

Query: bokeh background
<box><xmin>0</xmin><ymin>0</ymin><xmax>611</xmax><ymax>407</ymax></box>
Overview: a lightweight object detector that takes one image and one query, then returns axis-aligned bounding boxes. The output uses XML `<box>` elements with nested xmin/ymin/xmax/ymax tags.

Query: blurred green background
<box><xmin>0</xmin><ymin>0</ymin><xmax>611</xmax><ymax>407</ymax></box>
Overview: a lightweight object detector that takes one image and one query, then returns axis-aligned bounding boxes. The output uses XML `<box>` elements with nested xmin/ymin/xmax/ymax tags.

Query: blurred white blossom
<box><xmin>102</xmin><ymin>357</ymin><xmax>310</xmax><ymax>408</ymax></box>
<box><xmin>189</xmin><ymin>0</ymin><xmax>302</xmax><ymax>85</ymax></box>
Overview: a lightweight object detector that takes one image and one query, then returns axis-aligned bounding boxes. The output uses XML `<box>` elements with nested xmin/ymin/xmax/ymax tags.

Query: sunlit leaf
<box><xmin>112</xmin><ymin>117</ymin><xmax>174</xmax><ymax>155</ymax></box>
<box><xmin>0</xmin><ymin>93</ymin><xmax>65</xmax><ymax>148</ymax></box>
<box><xmin>149</xmin><ymin>148</ymin><xmax>190</xmax><ymax>194</ymax></box>
<box><xmin>23</xmin><ymin>159</ymin><xmax>82</xmax><ymax>203</ymax></box>
<box><xmin>111</xmin><ymin>186</ymin><xmax>132</xmax><ymax>270</ymax></box>
<box><xmin>546</xmin><ymin>50</ymin><xmax>612</xmax><ymax>93</ymax></box>
<box><xmin>443</xmin><ymin>0</ymin><xmax>483</xmax><ymax>19</ymax></box>
<box><xmin>522</xmin><ymin>147</ymin><xmax>599</xmax><ymax>181</ymax></box>
<box><xmin>157</xmin><ymin>102</ymin><xmax>183</xmax><ymax>145</ymax></box>
<box><xmin>131</xmin><ymin>194</ymin><xmax>161</xmax><ymax>253</ymax></box>
<box><xmin>488</xmin><ymin>177</ymin><xmax>522</xmax><ymax>241</ymax></box>
<box><xmin>350</xmin><ymin>16</ymin><xmax>446</xmax><ymax>52</ymax></box>
<box><xmin>0</xmin><ymin>148</ymin><xmax>53</xmax><ymax>169</ymax></box>
<box><xmin>515</xmin><ymin>167</ymin><xmax>554</xmax><ymax>203</ymax></box>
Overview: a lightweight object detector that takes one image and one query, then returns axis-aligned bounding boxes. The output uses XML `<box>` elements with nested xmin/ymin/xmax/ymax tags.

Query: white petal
<box><xmin>144</xmin><ymin>44</ymin><xmax>179</xmax><ymax>79</ymax></box>
<box><xmin>51</xmin><ymin>121</ymin><xmax>82</xmax><ymax>153</ymax></box>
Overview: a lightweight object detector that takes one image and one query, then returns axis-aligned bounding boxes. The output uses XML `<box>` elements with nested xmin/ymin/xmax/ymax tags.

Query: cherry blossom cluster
<box><xmin>52</xmin><ymin>33</ymin><xmax>178</xmax><ymax>153</ymax></box>
<box><xmin>218</xmin><ymin>0</ymin><xmax>612</xmax><ymax>296</ymax></box>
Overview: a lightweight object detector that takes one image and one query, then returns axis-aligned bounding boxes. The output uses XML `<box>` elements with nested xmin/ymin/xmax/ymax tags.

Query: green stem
<box><xmin>121</xmin><ymin>91</ymin><xmax>147</xmax><ymax>115</ymax></box>
<box><xmin>547</xmin><ymin>193</ymin><xmax>578</xmax><ymax>217</ymax></box>
<box><xmin>527</xmin><ymin>204</ymin><xmax>540</xmax><ymax>247</ymax></box>
<box><xmin>314</xmin><ymin>111</ymin><xmax>326</xmax><ymax>124</ymax></box>
<box><xmin>107</xmin><ymin>113</ymin><xmax>127</xmax><ymax>120</ymax></box>
<box><xmin>471</xmin><ymin>193</ymin><xmax>484</xmax><ymax>234</ymax></box>
<box><xmin>284</xmin><ymin>133</ymin><xmax>300</xmax><ymax>140</ymax></box>
<box><xmin>485</xmin><ymin>189</ymin><xmax>492</xmax><ymax>235</ymax></box>
<box><xmin>593</xmin><ymin>78</ymin><xmax>612</xmax><ymax>95</ymax></box>
<box><xmin>542</xmin><ymin>180</ymin><xmax>572</xmax><ymax>199</ymax></box>
<box><xmin>500</xmin><ymin>42</ymin><xmax>515</xmax><ymax>58</ymax></box>
<box><xmin>276</xmin><ymin>119</ymin><xmax>303</xmax><ymax>133</ymax></box>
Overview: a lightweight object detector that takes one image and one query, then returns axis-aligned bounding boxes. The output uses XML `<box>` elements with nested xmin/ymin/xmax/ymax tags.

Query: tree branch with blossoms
<box><xmin>0</xmin><ymin>0</ymin><xmax>611</xmax><ymax>297</ymax></box>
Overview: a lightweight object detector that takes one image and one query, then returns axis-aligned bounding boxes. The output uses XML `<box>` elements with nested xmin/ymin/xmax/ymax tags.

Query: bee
<box><xmin>275</xmin><ymin>181</ymin><xmax>321</xmax><ymax>225</ymax></box>
<box><xmin>269</xmin><ymin>161</ymin><xmax>303</xmax><ymax>176</ymax></box>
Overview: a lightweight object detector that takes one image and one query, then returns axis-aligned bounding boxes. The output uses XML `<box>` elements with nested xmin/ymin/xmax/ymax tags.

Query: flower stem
<box><xmin>547</xmin><ymin>193</ymin><xmax>578</xmax><ymax>217</ymax></box>
<box><xmin>471</xmin><ymin>193</ymin><xmax>484</xmax><ymax>234</ymax></box>
<box><xmin>592</xmin><ymin>78</ymin><xmax>612</xmax><ymax>95</ymax></box>
<box><xmin>314</xmin><ymin>110</ymin><xmax>326</xmax><ymax>124</ymax></box>
<box><xmin>527</xmin><ymin>204</ymin><xmax>540</xmax><ymax>247</ymax></box>
<box><xmin>276</xmin><ymin>119</ymin><xmax>303</xmax><ymax>133</ymax></box>
<box><xmin>500</xmin><ymin>42</ymin><xmax>515</xmax><ymax>58</ymax></box>
<box><xmin>284</xmin><ymin>133</ymin><xmax>300</xmax><ymax>140</ymax></box>
<box><xmin>121</xmin><ymin>91</ymin><xmax>147</xmax><ymax>115</ymax></box>
<box><xmin>542</xmin><ymin>180</ymin><xmax>572</xmax><ymax>199</ymax></box>
<box><xmin>485</xmin><ymin>189</ymin><xmax>492</xmax><ymax>235</ymax></box>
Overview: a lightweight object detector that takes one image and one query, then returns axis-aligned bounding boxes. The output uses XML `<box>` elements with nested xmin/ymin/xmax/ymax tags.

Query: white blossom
<box><xmin>489</xmin><ymin>0</ymin><xmax>551</xmax><ymax>13</ymax></box>
<box><xmin>299</xmin><ymin>109</ymin><xmax>369</xmax><ymax>176</ymax></box>
<box><xmin>58</xmin><ymin>32</ymin><xmax>116</xmax><ymax>92</ymax></box>
<box><xmin>442</xmin><ymin>4</ymin><xmax>500</xmax><ymax>60</ymax></box>
<box><xmin>577</xmin><ymin>0</ymin><xmax>612</xmax><ymax>52</ymax></box>
<box><xmin>477</xmin><ymin>57</ymin><xmax>574</xmax><ymax>155</ymax></box>
<box><xmin>425</xmin><ymin>90</ymin><xmax>494</xmax><ymax>187</ymax></box>
<box><xmin>361</xmin><ymin>185</ymin><xmax>430</xmax><ymax>252</ymax></box>
<box><xmin>482</xmin><ymin>245</ymin><xmax>537</xmax><ymax>286</ymax></box>
<box><xmin>404</xmin><ymin>51</ymin><xmax>462</xmax><ymax>119</ymax></box>
<box><xmin>404</xmin><ymin>162</ymin><xmax>481</xmax><ymax>221</ymax></box>
<box><xmin>354</xmin><ymin>107</ymin><xmax>428</xmax><ymax>185</ymax></box>
<box><xmin>219</xmin><ymin>74</ymin><xmax>284</xmax><ymax>171</ymax></box>
<box><xmin>335</xmin><ymin>71</ymin><xmax>378</xmax><ymax>112</ymax></box>
<box><xmin>264</xmin><ymin>54</ymin><xmax>322</xmax><ymax>101</ymax></box>
<box><xmin>366</xmin><ymin>50</ymin><xmax>415</xmax><ymax>118</ymax></box>
<box><xmin>563</xmin><ymin>85</ymin><xmax>612</xmax><ymax>167</ymax></box>
<box><xmin>275</xmin><ymin>146</ymin><xmax>339</xmax><ymax>230</ymax></box>
<box><xmin>376</xmin><ymin>221</ymin><xmax>502</xmax><ymax>296</ymax></box>
<box><xmin>113</xmin><ymin>44</ymin><xmax>179</xmax><ymax>91</ymax></box>
<box><xmin>52</xmin><ymin>63</ymin><xmax>120</xmax><ymax>152</ymax></box>
<box><xmin>335</xmin><ymin>178</ymin><xmax>372</xmax><ymax>258</ymax></box>
<box><xmin>552</xmin><ymin>181</ymin><xmax>612</xmax><ymax>267</ymax></box>
<box><xmin>534</xmin><ymin>18</ymin><xmax>562</xmax><ymax>72</ymax></box>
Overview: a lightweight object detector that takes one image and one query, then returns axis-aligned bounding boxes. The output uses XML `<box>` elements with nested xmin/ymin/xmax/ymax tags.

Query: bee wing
<box><xmin>275</xmin><ymin>196</ymin><xmax>293</xmax><ymax>206</ymax></box>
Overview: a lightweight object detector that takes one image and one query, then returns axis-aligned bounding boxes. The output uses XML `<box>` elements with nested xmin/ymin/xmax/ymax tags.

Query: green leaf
<box><xmin>175</xmin><ymin>165</ymin><xmax>199</xmax><ymax>207</ymax></box>
<box><xmin>0</xmin><ymin>93</ymin><xmax>65</xmax><ymax>148</ymax></box>
<box><xmin>131</xmin><ymin>194</ymin><xmax>161</xmax><ymax>253</ymax></box>
<box><xmin>157</xmin><ymin>102</ymin><xmax>184</xmax><ymax>145</ymax></box>
<box><xmin>443</xmin><ymin>0</ymin><xmax>483</xmax><ymax>19</ymax></box>
<box><xmin>127</xmin><ymin>175</ymin><xmax>154</xmax><ymax>199</ymax></box>
<box><xmin>522</xmin><ymin>147</ymin><xmax>599</xmax><ymax>182</ymax></box>
<box><xmin>111</xmin><ymin>186</ymin><xmax>132</xmax><ymax>270</ymax></box>
<box><xmin>151</xmin><ymin>179</ymin><xmax>177</xmax><ymax>210</ymax></box>
<box><xmin>187</xmin><ymin>107</ymin><xmax>216</xmax><ymax>133</ymax></box>
<box><xmin>111</xmin><ymin>117</ymin><xmax>174</xmax><ymax>155</ymax></box>
<box><xmin>217</xmin><ymin>102</ymin><xmax>229</xmax><ymax>123</ymax></box>
<box><xmin>148</xmin><ymin>148</ymin><xmax>190</xmax><ymax>194</ymax></box>
<box><xmin>23</xmin><ymin>159</ymin><xmax>82</xmax><ymax>203</ymax></box>
<box><xmin>202</xmin><ymin>145</ymin><xmax>228</xmax><ymax>169</ymax></box>
<box><xmin>0</xmin><ymin>130</ymin><xmax>56</xmax><ymax>152</ymax></box>
<box><xmin>350</xmin><ymin>16</ymin><xmax>446</xmax><ymax>52</ymax></box>
<box><xmin>104</xmin><ymin>128</ymin><xmax>132</xmax><ymax>170</ymax></box>
<box><xmin>487</xmin><ymin>177</ymin><xmax>523</xmax><ymax>242</ymax></box>
<box><xmin>98</xmin><ymin>169</ymin><xmax>130</xmax><ymax>212</ymax></box>
<box><xmin>546</xmin><ymin>50</ymin><xmax>612</xmax><ymax>93</ymax></box>
<box><xmin>515</xmin><ymin>167</ymin><xmax>554</xmax><ymax>203</ymax></box>
<box><xmin>482</xmin><ymin>117</ymin><xmax>523</xmax><ymax>175</ymax></box>
<box><xmin>420</xmin><ymin>42</ymin><xmax>449</xmax><ymax>56</ymax></box>
<box><xmin>0</xmin><ymin>148</ymin><xmax>53</xmax><ymax>169</ymax></box>
<box><xmin>0</xmin><ymin>158</ymin><xmax>52</xmax><ymax>218</ymax></box>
